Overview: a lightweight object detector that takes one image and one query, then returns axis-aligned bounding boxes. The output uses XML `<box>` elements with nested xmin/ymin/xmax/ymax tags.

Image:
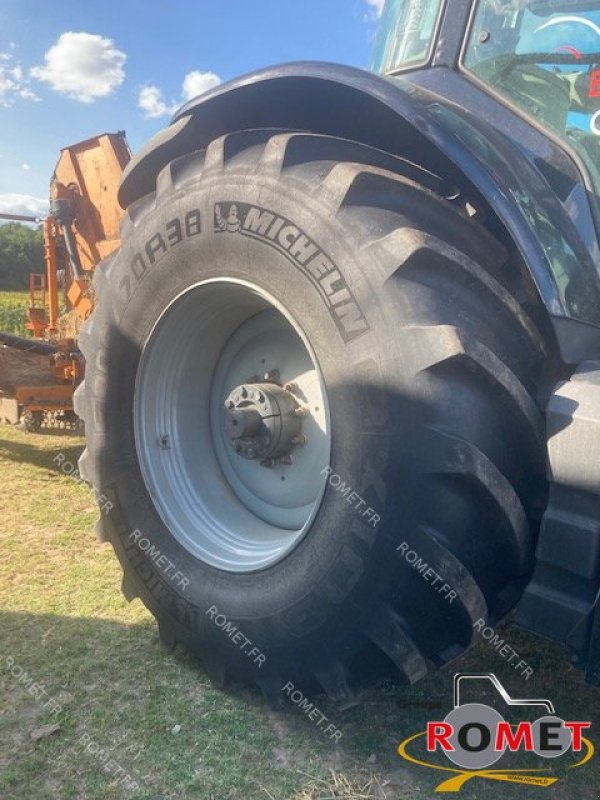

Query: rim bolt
<box><xmin>284</xmin><ymin>382</ymin><xmax>299</xmax><ymax>394</ymax></box>
<box><xmin>291</xmin><ymin>434</ymin><xmax>307</xmax><ymax>446</ymax></box>
<box><xmin>264</xmin><ymin>369</ymin><xmax>280</xmax><ymax>384</ymax></box>
<box><xmin>293</xmin><ymin>406</ymin><xmax>309</xmax><ymax>417</ymax></box>
<box><xmin>260</xmin><ymin>458</ymin><xmax>275</xmax><ymax>468</ymax></box>
<box><xmin>280</xmin><ymin>454</ymin><xmax>293</xmax><ymax>465</ymax></box>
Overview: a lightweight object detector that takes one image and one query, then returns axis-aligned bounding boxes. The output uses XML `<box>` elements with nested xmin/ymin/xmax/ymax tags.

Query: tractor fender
<box><xmin>120</xmin><ymin>61</ymin><xmax>600</xmax><ymax>363</ymax></box>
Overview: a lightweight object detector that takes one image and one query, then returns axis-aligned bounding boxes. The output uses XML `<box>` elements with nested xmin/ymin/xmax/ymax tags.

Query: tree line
<box><xmin>0</xmin><ymin>223</ymin><xmax>44</xmax><ymax>290</ymax></box>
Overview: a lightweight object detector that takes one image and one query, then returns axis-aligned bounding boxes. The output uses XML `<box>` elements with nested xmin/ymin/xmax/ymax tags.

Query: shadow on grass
<box><xmin>0</xmin><ymin>433</ymin><xmax>84</xmax><ymax>474</ymax></box>
<box><xmin>1</xmin><ymin>609</ymin><xmax>599</xmax><ymax>800</ymax></box>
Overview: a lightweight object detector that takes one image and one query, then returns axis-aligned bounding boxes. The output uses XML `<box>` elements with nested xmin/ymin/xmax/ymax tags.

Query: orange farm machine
<box><xmin>0</xmin><ymin>132</ymin><xmax>131</xmax><ymax>430</ymax></box>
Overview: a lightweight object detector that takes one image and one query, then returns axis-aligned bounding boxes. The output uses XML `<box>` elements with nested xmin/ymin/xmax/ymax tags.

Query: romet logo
<box><xmin>397</xmin><ymin>673</ymin><xmax>594</xmax><ymax>792</ymax></box>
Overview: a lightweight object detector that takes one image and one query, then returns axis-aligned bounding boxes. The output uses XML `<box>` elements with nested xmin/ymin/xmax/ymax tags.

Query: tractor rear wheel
<box><xmin>77</xmin><ymin>131</ymin><xmax>551</xmax><ymax>703</ymax></box>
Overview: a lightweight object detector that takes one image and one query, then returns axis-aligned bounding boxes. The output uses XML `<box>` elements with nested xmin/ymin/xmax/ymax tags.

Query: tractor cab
<box><xmin>373</xmin><ymin>0</ymin><xmax>600</xmax><ymax>196</ymax></box>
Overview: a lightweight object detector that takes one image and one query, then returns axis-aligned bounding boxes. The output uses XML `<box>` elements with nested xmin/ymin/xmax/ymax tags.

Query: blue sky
<box><xmin>0</xmin><ymin>0</ymin><xmax>384</xmax><ymax>217</ymax></box>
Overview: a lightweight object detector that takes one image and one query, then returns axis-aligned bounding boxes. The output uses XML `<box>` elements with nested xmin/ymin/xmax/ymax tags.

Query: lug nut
<box><xmin>293</xmin><ymin>406</ymin><xmax>309</xmax><ymax>417</ymax></box>
<box><xmin>284</xmin><ymin>382</ymin><xmax>299</xmax><ymax>393</ymax></box>
<box><xmin>291</xmin><ymin>434</ymin><xmax>307</xmax><ymax>446</ymax></box>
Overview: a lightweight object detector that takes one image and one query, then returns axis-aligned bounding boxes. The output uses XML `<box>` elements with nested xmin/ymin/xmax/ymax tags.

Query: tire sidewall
<box><xmin>92</xmin><ymin>172</ymin><xmax>415</xmax><ymax>659</ymax></box>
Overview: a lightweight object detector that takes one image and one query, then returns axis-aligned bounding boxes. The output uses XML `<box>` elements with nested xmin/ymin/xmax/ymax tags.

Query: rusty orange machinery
<box><xmin>1</xmin><ymin>132</ymin><xmax>131</xmax><ymax>421</ymax></box>
<box><xmin>44</xmin><ymin>131</ymin><xmax>131</xmax><ymax>334</ymax></box>
<box><xmin>13</xmin><ymin>339</ymin><xmax>81</xmax><ymax>413</ymax></box>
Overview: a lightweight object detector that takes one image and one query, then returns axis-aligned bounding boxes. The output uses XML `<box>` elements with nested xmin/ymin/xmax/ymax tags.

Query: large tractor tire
<box><xmin>76</xmin><ymin>131</ymin><xmax>551</xmax><ymax>704</ymax></box>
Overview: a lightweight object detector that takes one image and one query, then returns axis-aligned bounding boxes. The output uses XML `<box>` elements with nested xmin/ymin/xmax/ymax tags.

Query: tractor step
<box><xmin>515</xmin><ymin>362</ymin><xmax>600</xmax><ymax>684</ymax></box>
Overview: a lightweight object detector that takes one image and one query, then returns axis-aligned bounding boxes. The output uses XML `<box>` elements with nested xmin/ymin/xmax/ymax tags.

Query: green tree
<box><xmin>0</xmin><ymin>223</ymin><xmax>44</xmax><ymax>290</ymax></box>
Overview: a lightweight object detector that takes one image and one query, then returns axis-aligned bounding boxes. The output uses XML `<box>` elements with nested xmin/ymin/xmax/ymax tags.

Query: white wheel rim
<box><xmin>134</xmin><ymin>279</ymin><xmax>331</xmax><ymax>572</ymax></box>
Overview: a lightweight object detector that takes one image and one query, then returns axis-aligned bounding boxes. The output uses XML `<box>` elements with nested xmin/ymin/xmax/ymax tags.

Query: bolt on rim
<box><xmin>134</xmin><ymin>279</ymin><xmax>331</xmax><ymax>572</ymax></box>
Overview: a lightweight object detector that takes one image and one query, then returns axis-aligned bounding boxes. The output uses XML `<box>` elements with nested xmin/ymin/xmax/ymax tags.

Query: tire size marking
<box><xmin>214</xmin><ymin>202</ymin><xmax>370</xmax><ymax>343</ymax></box>
<box><xmin>119</xmin><ymin>209</ymin><xmax>202</xmax><ymax>302</ymax></box>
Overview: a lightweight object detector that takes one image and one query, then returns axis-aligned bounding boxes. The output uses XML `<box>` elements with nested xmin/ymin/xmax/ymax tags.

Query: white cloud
<box><xmin>138</xmin><ymin>84</ymin><xmax>177</xmax><ymax>119</ymax></box>
<box><xmin>19</xmin><ymin>87</ymin><xmax>40</xmax><ymax>102</ymax></box>
<box><xmin>138</xmin><ymin>69</ymin><xmax>222</xmax><ymax>119</ymax></box>
<box><xmin>0</xmin><ymin>193</ymin><xmax>48</xmax><ymax>223</ymax></box>
<box><xmin>31</xmin><ymin>32</ymin><xmax>126</xmax><ymax>103</ymax></box>
<box><xmin>181</xmin><ymin>70</ymin><xmax>222</xmax><ymax>101</ymax></box>
<box><xmin>21</xmin><ymin>163</ymin><xmax>30</xmax><ymax>171</ymax></box>
<box><xmin>0</xmin><ymin>52</ymin><xmax>39</xmax><ymax>107</ymax></box>
<box><xmin>366</xmin><ymin>0</ymin><xmax>385</xmax><ymax>18</ymax></box>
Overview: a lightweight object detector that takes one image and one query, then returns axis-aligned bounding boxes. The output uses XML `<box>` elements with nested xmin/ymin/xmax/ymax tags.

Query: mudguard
<box><xmin>120</xmin><ymin>62</ymin><xmax>600</xmax><ymax>364</ymax></box>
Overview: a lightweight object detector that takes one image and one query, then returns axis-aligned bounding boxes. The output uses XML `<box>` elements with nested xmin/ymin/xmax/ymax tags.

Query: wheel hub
<box><xmin>224</xmin><ymin>381</ymin><xmax>305</xmax><ymax>463</ymax></box>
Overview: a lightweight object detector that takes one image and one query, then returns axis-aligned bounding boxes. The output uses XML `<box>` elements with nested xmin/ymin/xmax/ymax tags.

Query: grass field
<box><xmin>1</xmin><ymin>424</ymin><xmax>599</xmax><ymax>799</ymax></box>
<box><xmin>0</xmin><ymin>291</ymin><xmax>30</xmax><ymax>335</ymax></box>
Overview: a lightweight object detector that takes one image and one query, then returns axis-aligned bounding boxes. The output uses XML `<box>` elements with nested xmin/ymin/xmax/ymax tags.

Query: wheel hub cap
<box><xmin>224</xmin><ymin>381</ymin><xmax>304</xmax><ymax>463</ymax></box>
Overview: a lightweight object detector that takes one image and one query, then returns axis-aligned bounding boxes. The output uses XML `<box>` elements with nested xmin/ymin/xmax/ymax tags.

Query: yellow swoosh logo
<box><xmin>397</xmin><ymin>731</ymin><xmax>594</xmax><ymax>793</ymax></box>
